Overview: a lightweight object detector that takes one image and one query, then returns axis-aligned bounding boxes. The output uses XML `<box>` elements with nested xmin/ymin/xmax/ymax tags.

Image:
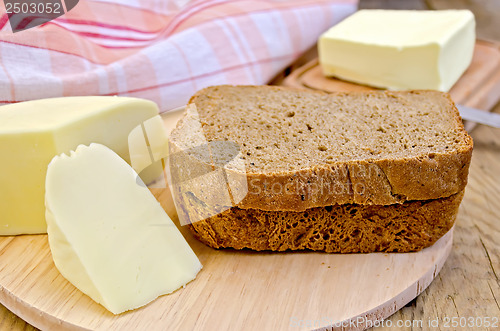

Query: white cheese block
<box><xmin>45</xmin><ymin>143</ymin><xmax>202</xmax><ymax>314</ymax></box>
<box><xmin>318</xmin><ymin>10</ymin><xmax>476</xmax><ymax>91</ymax></box>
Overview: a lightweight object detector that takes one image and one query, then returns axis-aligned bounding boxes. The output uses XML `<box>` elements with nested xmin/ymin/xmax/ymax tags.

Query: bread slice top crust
<box><xmin>170</xmin><ymin>85</ymin><xmax>473</xmax><ymax>211</ymax></box>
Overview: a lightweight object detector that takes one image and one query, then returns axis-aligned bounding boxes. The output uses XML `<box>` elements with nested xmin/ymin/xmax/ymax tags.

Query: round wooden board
<box><xmin>0</xmin><ymin>109</ymin><xmax>454</xmax><ymax>331</ymax></box>
<box><xmin>0</xmin><ymin>225</ymin><xmax>452</xmax><ymax>331</ymax></box>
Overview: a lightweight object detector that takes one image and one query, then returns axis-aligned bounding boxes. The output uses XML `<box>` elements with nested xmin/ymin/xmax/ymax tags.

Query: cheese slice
<box><xmin>0</xmin><ymin>97</ymin><xmax>159</xmax><ymax>235</ymax></box>
<box><xmin>45</xmin><ymin>143</ymin><xmax>202</xmax><ymax>314</ymax></box>
<box><xmin>318</xmin><ymin>10</ymin><xmax>475</xmax><ymax>91</ymax></box>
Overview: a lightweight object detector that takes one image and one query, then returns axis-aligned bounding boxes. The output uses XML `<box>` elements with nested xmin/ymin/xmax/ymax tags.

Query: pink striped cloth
<box><xmin>0</xmin><ymin>0</ymin><xmax>357</xmax><ymax>112</ymax></box>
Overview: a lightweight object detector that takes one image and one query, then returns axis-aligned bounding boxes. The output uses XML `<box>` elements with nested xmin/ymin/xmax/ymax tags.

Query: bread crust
<box><xmin>186</xmin><ymin>190</ymin><xmax>464</xmax><ymax>253</ymax></box>
<box><xmin>237</xmin><ymin>149</ymin><xmax>472</xmax><ymax>210</ymax></box>
<box><xmin>169</xmin><ymin>85</ymin><xmax>473</xmax><ymax>211</ymax></box>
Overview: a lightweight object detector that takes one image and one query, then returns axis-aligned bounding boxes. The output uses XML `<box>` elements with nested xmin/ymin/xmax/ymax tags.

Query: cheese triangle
<box><xmin>45</xmin><ymin>143</ymin><xmax>202</xmax><ymax>314</ymax></box>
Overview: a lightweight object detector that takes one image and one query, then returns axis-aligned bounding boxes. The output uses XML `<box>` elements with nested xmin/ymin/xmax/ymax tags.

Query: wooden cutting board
<box><xmin>0</xmin><ymin>109</ymin><xmax>455</xmax><ymax>331</ymax></box>
<box><xmin>283</xmin><ymin>40</ymin><xmax>500</xmax><ymax>132</ymax></box>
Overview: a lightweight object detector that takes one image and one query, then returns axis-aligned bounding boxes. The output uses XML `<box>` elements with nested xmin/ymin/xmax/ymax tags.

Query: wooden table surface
<box><xmin>1</xmin><ymin>0</ymin><xmax>499</xmax><ymax>330</ymax></box>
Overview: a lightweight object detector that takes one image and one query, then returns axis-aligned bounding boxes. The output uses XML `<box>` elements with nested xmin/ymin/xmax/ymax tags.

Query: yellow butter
<box><xmin>318</xmin><ymin>10</ymin><xmax>475</xmax><ymax>91</ymax></box>
<box><xmin>45</xmin><ymin>144</ymin><xmax>201</xmax><ymax>314</ymax></box>
<box><xmin>0</xmin><ymin>97</ymin><xmax>158</xmax><ymax>235</ymax></box>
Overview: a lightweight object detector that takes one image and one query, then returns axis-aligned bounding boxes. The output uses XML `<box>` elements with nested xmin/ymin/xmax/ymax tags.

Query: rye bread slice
<box><xmin>186</xmin><ymin>190</ymin><xmax>464</xmax><ymax>253</ymax></box>
<box><xmin>169</xmin><ymin>85</ymin><xmax>472</xmax><ymax>211</ymax></box>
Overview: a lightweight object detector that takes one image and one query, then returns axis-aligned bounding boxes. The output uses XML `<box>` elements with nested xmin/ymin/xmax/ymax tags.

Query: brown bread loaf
<box><xmin>169</xmin><ymin>85</ymin><xmax>473</xmax><ymax>252</ymax></box>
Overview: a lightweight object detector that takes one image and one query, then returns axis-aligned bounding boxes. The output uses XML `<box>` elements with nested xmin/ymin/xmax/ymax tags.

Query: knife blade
<box><xmin>457</xmin><ymin>105</ymin><xmax>500</xmax><ymax>129</ymax></box>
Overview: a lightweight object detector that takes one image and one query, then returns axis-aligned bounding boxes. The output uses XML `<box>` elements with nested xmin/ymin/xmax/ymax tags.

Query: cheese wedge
<box><xmin>128</xmin><ymin>115</ymin><xmax>169</xmax><ymax>187</ymax></box>
<box><xmin>318</xmin><ymin>10</ymin><xmax>476</xmax><ymax>91</ymax></box>
<box><xmin>45</xmin><ymin>143</ymin><xmax>202</xmax><ymax>314</ymax></box>
<box><xmin>0</xmin><ymin>97</ymin><xmax>158</xmax><ymax>235</ymax></box>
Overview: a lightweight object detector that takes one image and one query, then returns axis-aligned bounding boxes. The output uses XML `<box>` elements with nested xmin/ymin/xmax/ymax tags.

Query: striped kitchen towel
<box><xmin>0</xmin><ymin>0</ymin><xmax>357</xmax><ymax>112</ymax></box>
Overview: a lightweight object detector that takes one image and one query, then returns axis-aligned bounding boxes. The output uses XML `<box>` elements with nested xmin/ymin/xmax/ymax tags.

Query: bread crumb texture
<box><xmin>191</xmin><ymin>86</ymin><xmax>468</xmax><ymax>170</ymax></box>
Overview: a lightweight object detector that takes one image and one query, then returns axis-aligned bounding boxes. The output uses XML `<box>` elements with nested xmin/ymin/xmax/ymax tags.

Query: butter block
<box><xmin>0</xmin><ymin>97</ymin><xmax>158</xmax><ymax>235</ymax></box>
<box><xmin>318</xmin><ymin>10</ymin><xmax>475</xmax><ymax>91</ymax></box>
<box><xmin>45</xmin><ymin>143</ymin><xmax>202</xmax><ymax>314</ymax></box>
